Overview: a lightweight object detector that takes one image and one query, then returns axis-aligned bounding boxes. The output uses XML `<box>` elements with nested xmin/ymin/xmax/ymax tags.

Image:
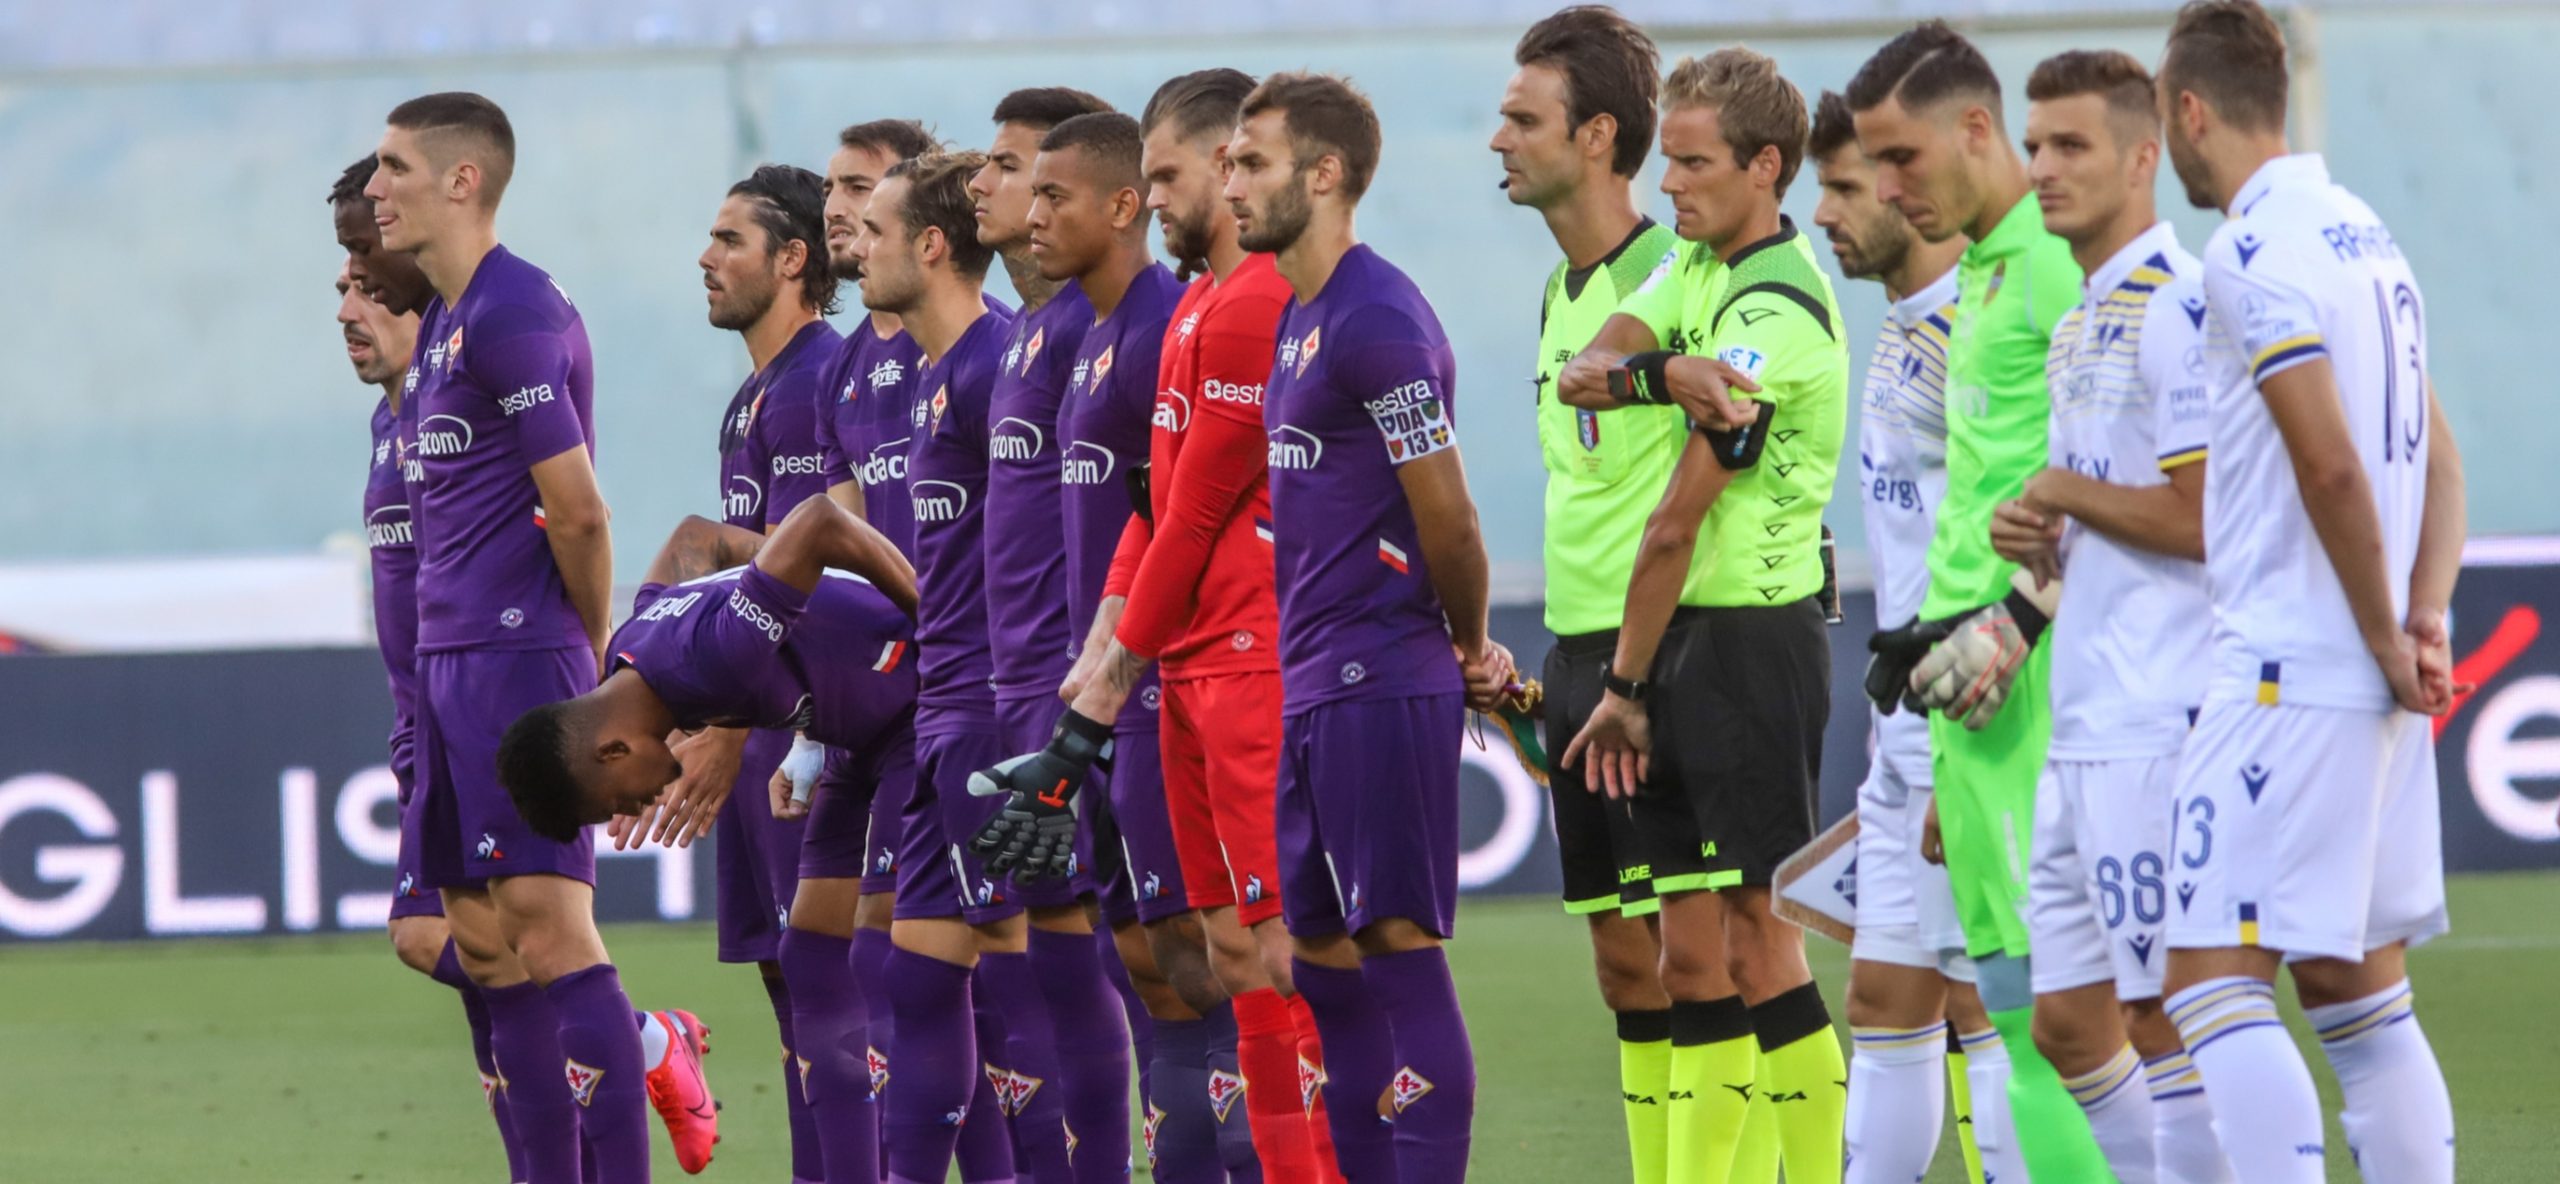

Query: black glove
<box><xmin>967</xmin><ymin>708</ymin><xmax>1113</xmax><ymax>883</ymax></box>
<box><xmin>1866</xmin><ymin>616</ymin><xmax>1956</xmax><ymax>715</ymax></box>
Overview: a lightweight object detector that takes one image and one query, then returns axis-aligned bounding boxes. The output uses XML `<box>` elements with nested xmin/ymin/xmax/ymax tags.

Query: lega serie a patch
<box><xmin>564</xmin><ymin>1059</ymin><xmax>604</xmax><ymax>1107</ymax></box>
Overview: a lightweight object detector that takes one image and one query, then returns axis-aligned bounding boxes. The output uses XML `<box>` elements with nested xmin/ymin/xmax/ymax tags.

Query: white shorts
<box><xmin>2164</xmin><ymin>702</ymin><xmax>2449</xmax><ymax>963</ymax></box>
<box><xmin>1852</xmin><ymin>753</ymin><xmax>1976</xmax><ymax>983</ymax></box>
<box><xmin>2029</xmin><ymin>755</ymin><xmax>2179</xmax><ymax>999</ymax></box>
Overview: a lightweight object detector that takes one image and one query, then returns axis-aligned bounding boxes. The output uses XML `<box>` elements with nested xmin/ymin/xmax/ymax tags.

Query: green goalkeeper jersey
<box><xmin>1617</xmin><ymin>219</ymin><xmax>1850</xmax><ymax>608</ymax></box>
<box><xmin>1536</xmin><ymin>218</ymin><xmax>1686</xmax><ymax>636</ymax></box>
<box><xmin>1921</xmin><ymin>194</ymin><xmax>2084</xmax><ymax>617</ymax></box>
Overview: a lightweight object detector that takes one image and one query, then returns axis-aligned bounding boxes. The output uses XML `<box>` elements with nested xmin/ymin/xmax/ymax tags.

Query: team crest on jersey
<box><xmin>929</xmin><ymin>384</ymin><xmax>950</xmax><ymax>433</ymax></box>
<box><xmin>1983</xmin><ymin>262</ymin><xmax>2006</xmax><ymax>302</ymax></box>
<box><xmin>1298</xmin><ymin>1055</ymin><xmax>1327</xmax><ymax>1112</ymax></box>
<box><xmin>1023</xmin><ymin>326</ymin><xmax>1047</xmax><ymax>372</ymax></box>
<box><xmin>443</xmin><ymin>326</ymin><xmax>464</xmax><ymax>371</ymax></box>
<box><xmin>1206</xmin><ymin>1069</ymin><xmax>1246</xmax><ymax>1122</ymax></box>
<box><xmin>1294</xmin><ymin>326</ymin><xmax>1322</xmax><ymax>377</ymax></box>
<box><xmin>1091</xmin><ymin>345</ymin><xmax>1115</xmax><ymax>390</ymax></box>
<box><xmin>1176</xmin><ymin>311</ymin><xmax>1200</xmax><ymax>338</ymax></box>
<box><xmin>564</xmin><ymin>1059</ymin><xmax>604</xmax><ymax>1107</ymax></box>
<box><xmin>867</xmin><ymin>1046</ymin><xmax>890</xmax><ymax>1095</ymax></box>
<box><xmin>1387</xmin><ymin>1066</ymin><xmax>1435</xmax><ymax>1114</ymax></box>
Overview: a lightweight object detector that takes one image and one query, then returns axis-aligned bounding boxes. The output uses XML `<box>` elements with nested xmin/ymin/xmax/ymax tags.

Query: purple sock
<box><xmin>978</xmin><ymin>951</ymin><xmax>1074</xmax><ymax>1182</ymax></box>
<box><xmin>1098</xmin><ymin>929</ymin><xmax>1154</xmax><ymax>1106</ymax></box>
<box><xmin>1146</xmin><ymin>1010</ymin><xmax>1225</xmax><ymax>1184</ymax></box>
<box><xmin>1199</xmin><ymin>1002</ymin><xmax>1261</xmax><ymax>1182</ymax></box>
<box><xmin>780</xmin><ymin>928</ymin><xmax>877</xmax><ymax>1184</ymax></box>
<box><xmin>960</xmin><ymin>986</ymin><xmax>1020</xmax><ymax>1184</ymax></box>
<box><xmin>482</xmin><ymin>980</ymin><xmax>583</xmax><ymax>1184</ymax></box>
<box><xmin>1362</xmin><ymin>947</ymin><xmax>1474</xmax><ymax>1183</ymax></box>
<box><xmin>854</xmin><ymin>927</ymin><xmax>897</xmax><ymax>1180</ymax></box>
<box><xmin>762</xmin><ymin>967</ymin><xmax>826</xmax><ymax>1183</ymax></box>
<box><xmin>547</xmin><ymin>965</ymin><xmax>650</xmax><ymax>1183</ymax></box>
<box><xmin>884</xmin><ymin>947</ymin><xmax>985</xmax><ymax>1184</ymax></box>
<box><xmin>1028</xmin><ymin>929</ymin><xmax>1132</xmax><ymax>1183</ymax></box>
<box><xmin>442</xmin><ymin>949</ymin><xmax>529</xmax><ymax>1182</ymax></box>
<box><xmin>1293</xmin><ymin>957</ymin><xmax>1398</xmax><ymax>1182</ymax></box>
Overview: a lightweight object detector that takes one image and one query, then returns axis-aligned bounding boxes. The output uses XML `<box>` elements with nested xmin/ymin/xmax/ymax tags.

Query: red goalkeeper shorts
<box><xmin>1160</xmin><ymin>671</ymin><xmax>1286</xmax><ymax>927</ymax></box>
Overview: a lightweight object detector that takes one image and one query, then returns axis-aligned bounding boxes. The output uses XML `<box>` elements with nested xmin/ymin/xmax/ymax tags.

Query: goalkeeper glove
<box><xmin>1910</xmin><ymin>580</ymin><xmax>2058</xmax><ymax>730</ymax></box>
<box><xmin>779</xmin><ymin>735</ymin><xmax>827</xmax><ymax>807</ymax></box>
<box><xmin>1866</xmin><ymin>616</ymin><xmax>1956</xmax><ymax>715</ymax></box>
<box><xmin>967</xmin><ymin>708</ymin><xmax>1113</xmax><ymax>882</ymax></box>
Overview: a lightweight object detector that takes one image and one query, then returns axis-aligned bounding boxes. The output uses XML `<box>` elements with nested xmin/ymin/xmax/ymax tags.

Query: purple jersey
<box><xmin>367</xmin><ymin>392</ymin><xmax>420</xmax><ymax>746</ymax></box>
<box><xmin>718</xmin><ymin>319</ymin><xmax>841</xmax><ymax>531</ymax></box>
<box><xmin>1262</xmin><ymin>245</ymin><xmax>1463</xmax><ymax>708</ymax></box>
<box><xmin>982</xmin><ymin>284</ymin><xmax>1091</xmax><ymax>696</ymax></box>
<box><xmin>409</xmin><ymin>246</ymin><xmax>599</xmax><ymax>653</ymax></box>
<box><xmin>821</xmin><ymin>323</ymin><xmax>927</xmax><ymax>558</ymax></box>
<box><xmin>905</xmin><ymin>309</ymin><xmax>1015</xmax><ymax>733</ymax></box>
<box><xmin>610</xmin><ymin>565</ymin><xmax>916</xmax><ymax>753</ymax></box>
<box><xmin>1059</xmin><ymin>265</ymin><xmax>1182</xmax><ymax>727</ymax></box>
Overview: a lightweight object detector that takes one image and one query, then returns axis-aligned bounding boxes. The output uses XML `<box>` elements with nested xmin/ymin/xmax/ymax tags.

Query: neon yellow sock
<box><xmin>1728</xmin><ymin>1050</ymin><xmax>1780</xmax><ymax>1182</ymax></box>
<box><xmin>1667</xmin><ymin>999</ymin><xmax>1756</xmax><ymax>1184</ymax></box>
<box><xmin>1947</xmin><ymin>1032</ymin><xmax>1985</xmax><ymax>1184</ymax></box>
<box><xmin>1752</xmin><ymin>983</ymin><xmax>1846</xmax><ymax>1184</ymax></box>
<box><xmin>1618</xmin><ymin>1010</ymin><xmax>1673</xmax><ymax>1184</ymax></box>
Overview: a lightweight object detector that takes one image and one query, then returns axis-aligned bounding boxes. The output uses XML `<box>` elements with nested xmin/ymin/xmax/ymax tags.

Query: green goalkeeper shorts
<box><xmin>1927</xmin><ymin>642</ymin><xmax>2052</xmax><ymax>960</ymax></box>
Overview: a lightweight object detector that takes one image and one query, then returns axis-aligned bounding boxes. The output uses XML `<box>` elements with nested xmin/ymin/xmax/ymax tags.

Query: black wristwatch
<box><xmin>1602</xmin><ymin>669</ymin><xmax>1650</xmax><ymax>703</ymax></box>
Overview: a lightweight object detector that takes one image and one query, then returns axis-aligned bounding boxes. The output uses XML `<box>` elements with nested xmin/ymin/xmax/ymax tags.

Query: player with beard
<box><xmin>365</xmin><ymin>91</ymin><xmax>703</xmax><ymax>1181</ymax></box>
<box><xmin>965</xmin><ymin>86</ymin><xmax>1123</xmax><ymax>1183</ymax></box>
<box><xmin>967</xmin><ymin>107</ymin><xmax>1182</xmax><ymax>1184</ymax></box>
<box><xmin>600</xmin><ymin>163</ymin><xmax>845</xmax><ymax>1184</ymax></box>
<box><xmin>1227</xmin><ymin>71</ymin><xmax>1510</xmax><ymax>1184</ymax></box>
<box><xmin>1486</xmin><ymin>12</ymin><xmax>1687</xmax><ymax>1180</ymax></box>
<box><xmin>1803</xmin><ymin>93</ymin><xmax>2026</xmax><ymax>1184</ymax></box>
<box><xmin>849</xmin><ymin>149</ymin><xmax>1026</xmax><ymax>1184</ymax></box>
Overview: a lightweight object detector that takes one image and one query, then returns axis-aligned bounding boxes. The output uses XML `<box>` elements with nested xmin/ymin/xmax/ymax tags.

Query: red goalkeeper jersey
<box><xmin>1104</xmin><ymin>253</ymin><xmax>1291</xmax><ymax>679</ymax></box>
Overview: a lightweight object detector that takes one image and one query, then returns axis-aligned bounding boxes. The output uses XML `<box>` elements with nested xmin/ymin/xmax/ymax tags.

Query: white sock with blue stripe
<box><xmin>2062</xmin><ymin>1044</ymin><xmax>2156</xmax><ymax>1184</ymax></box>
<box><xmin>2165</xmin><ymin>977</ymin><xmax>2324</xmax><ymax>1183</ymax></box>
<box><xmin>2143</xmin><ymin>1049</ymin><xmax>2232</xmax><ymax>1184</ymax></box>
<box><xmin>1845</xmin><ymin>1021</ymin><xmax>1945</xmax><ymax>1183</ymax></box>
<box><xmin>2306</xmin><ymin>981</ymin><xmax>2453</xmax><ymax>1183</ymax></box>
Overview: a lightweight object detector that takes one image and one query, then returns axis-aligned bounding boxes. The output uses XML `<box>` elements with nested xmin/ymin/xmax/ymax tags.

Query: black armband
<box><xmin>1695</xmin><ymin>401</ymin><xmax>1777</xmax><ymax>469</ymax></box>
<box><xmin>2000</xmin><ymin>587</ymin><xmax>2054</xmax><ymax>648</ymax></box>
<box><xmin>1125</xmin><ymin>462</ymin><xmax>1154</xmax><ymax>524</ymax></box>
<box><xmin>1609</xmin><ymin>350</ymin><xmax>1679</xmax><ymax>406</ymax></box>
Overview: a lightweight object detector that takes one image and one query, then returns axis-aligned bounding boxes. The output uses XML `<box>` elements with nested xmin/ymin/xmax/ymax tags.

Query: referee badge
<box><xmin>1576</xmin><ymin>408</ymin><xmax>1600</xmax><ymax>451</ymax></box>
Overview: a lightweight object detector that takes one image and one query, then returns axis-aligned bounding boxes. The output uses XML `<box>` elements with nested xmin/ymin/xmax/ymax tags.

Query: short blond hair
<box><xmin>1664</xmin><ymin>47</ymin><xmax>1809</xmax><ymax>198</ymax></box>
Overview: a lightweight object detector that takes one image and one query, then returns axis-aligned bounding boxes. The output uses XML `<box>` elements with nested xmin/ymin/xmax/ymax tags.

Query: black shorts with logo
<box><xmin>1543</xmin><ymin>631</ymin><xmax>1659</xmax><ymax>916</ymax></box>
<box><xmin>1633</xmin><ymin>598</ymin><xmax>1830</xmax><ymax>893</ymax></box>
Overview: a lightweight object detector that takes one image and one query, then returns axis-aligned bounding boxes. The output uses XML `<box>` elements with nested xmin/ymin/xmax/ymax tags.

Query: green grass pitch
<box><xmin>5</xmin><ymin>872</ymin><xmax>2553</xmax><ymax>1181</ymax></box>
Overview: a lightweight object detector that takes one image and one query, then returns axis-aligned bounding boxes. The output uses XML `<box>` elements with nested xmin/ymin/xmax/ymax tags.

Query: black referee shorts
<box><xmin>1634</xmin><ymin>598</ymin><xmax>1830</xmax><ymax>893</ymax></box>
<box><xmin>1543</xmin><ymin>631</ymin><xmax>1658</xmax><ymax>917</ymax></box>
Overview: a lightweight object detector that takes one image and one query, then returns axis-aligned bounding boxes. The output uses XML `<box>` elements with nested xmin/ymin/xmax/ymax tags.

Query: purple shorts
<box><xmin>715</xmin><ymin>729</ymin><xmax>803</xmax><ymax>963</ymax></box>
<box><xmin>1276</xmin><ymin>693</ymin><xmax>1465</xmax><ymax>940</ymax></box>
<box><xmin>388</xmin><ymin>753</ymin><xmax>448</xmax><ymax>920</ymax></box>
<box><xmin>996</xmin><ymin>692</ymin><xmax>1093</xmax><ymax>910</ymax></box>
<box><xmin>1103</xmin><ymin>723</ymin><xmax>1187</xmax><ymax>926</ymax></box>
<box><xmin>803</xmin><ymin>728</ymin><xmax>915</xmax><ymax>882</ymax></box>
<box><xmin>895</xmin><ymin>728</ymin><xmax>1028</xmax><ymax>924</ymax></box>
<box><xmin>862</xmin><ymin>750</ymin><xmax>904</xmax><ymax>896</ymax></box>
<box><xmin>415</xmin><ymin>646</ymin><xmax>597</xmax><ymax>889</ymax></box>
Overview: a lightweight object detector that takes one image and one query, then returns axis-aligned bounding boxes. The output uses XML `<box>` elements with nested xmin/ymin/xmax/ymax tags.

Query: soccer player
<box><xmin>815</xmin><ymin>120</ymin><xmax>945</xmax><ymax>1170</ymax></box>
<box><xmin>1993</xmin><ymin>50</ymin><xmax>2236</xmax><ymax>1184</ymax></box>
<box><xmin>363</xmin><ymin>91</ymin><xmax>707</xmax><ymax>1180</ymax></box>
<box><xmin>1487</xmin><ymin>11</ymin><xmax>1684</xmax><ymax>1182</ymax></box>
<box><xmin>495</xmin><ymin>496</ymin><xmax>916</xmax><ymax>843</ymax></box>
<box><xmin>1843</xmin><ymin>26</ymin><xmax>2110</xmax><ymax>1180</ymax></box>
<box><xmin>1803</xmin><ymin>95</ymin><xmax>2026</xmax><ymax>1184</ymax></box>
<box><xmin>1556</xmin><ymin>47</ymin><xmax>1848</xmax><ymax>1184</ymax></box>
<box><xmin>846</xmin><ymin>148</ymin><xmax>1024</xmax><ymax>1184</ymax></box>
<box><xmin>1226</xmin><ymin>70</ymin><xmax>1503</xmax><ymax>1184</ymax></box>
<box><xmin>965</xmin><ymin>87</ymin><xmax>1122</xmax><ymax>1183</ymax></box>
<box><xmin>976</xmin><ymin>107</ymin><xmax>1187</xmax><ymax>1183</ymax></box>
<box><xmin>2155</xmin><ymin>4</ymin><xmax>2462</xmax><ymax>1179</ymax></box>
<box><xmin>610</xmin><ymin>162</ymin><xmax>847</xmax><ymax>1183</ymax></box>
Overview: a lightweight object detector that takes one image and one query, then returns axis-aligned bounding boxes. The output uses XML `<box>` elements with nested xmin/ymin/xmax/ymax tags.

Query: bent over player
<box><xmin>2156</xmin><ymin>5</ymin><xmax>2463</xmax><ymax>1180</ymax></box>
<box><xmin>1227</xmin><ymin>71</ymin><xmax>1508</xmax><ymax>1184</ymax></box>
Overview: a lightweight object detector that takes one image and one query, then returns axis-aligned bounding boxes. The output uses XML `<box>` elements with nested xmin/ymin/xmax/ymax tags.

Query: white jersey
<box><xmin>2197</xmin><ymin>154</ymin><xmax>2430</xmax><ymax>711</ymax></box>
<box><xmin>1856</xmin><ymin>267</ymin><xmax>1958</xmax><ymax>777</ymax></box>
<box><xmin>2044</xmin><ymin>224</ymin><xmax>2217</xmax><ymax>759</ymax></box>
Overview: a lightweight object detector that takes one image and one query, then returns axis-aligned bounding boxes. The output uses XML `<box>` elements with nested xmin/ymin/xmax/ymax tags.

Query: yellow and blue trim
<box><xmin>2251</xmin><ymin>333</ymin><xmax>2327</xmax><ymax>381</ymax></box>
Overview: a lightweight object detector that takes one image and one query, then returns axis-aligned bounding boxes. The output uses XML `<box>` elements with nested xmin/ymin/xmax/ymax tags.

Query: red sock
<box><xmin>1234</xmin><ymin>987</ymin><xmax>1323</xmax><ymax>1179</ymax></box>
<box><xmin>1285</xmin><ymin>991</ymin><xmax>1347</xmax><ymax>1183</ymax></box>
